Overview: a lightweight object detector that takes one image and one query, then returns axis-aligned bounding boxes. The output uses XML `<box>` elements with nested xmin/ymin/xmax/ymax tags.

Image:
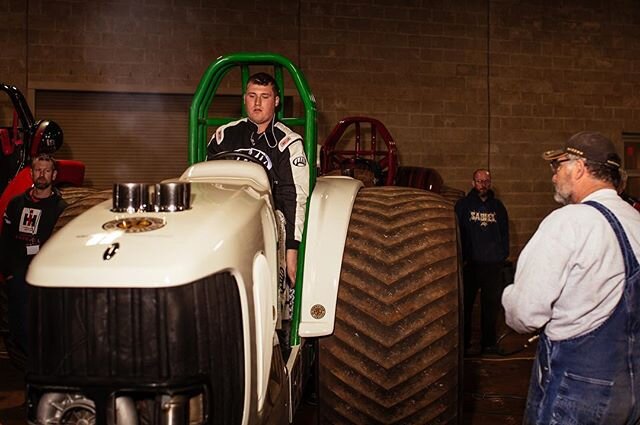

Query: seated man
<box><xmin>206</xmin><ymin>72</ymin><xmax>310</xmax><ymax>295</ymax></box>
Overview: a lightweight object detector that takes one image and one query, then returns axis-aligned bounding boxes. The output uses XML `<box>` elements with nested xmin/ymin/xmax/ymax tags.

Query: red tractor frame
<box><xmin>321</xmin><ymin>116</ymin><xmax>461</xmax><ymax>200</ymax></box>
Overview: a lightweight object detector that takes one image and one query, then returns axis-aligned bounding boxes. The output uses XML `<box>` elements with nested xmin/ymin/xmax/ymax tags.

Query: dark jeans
<box><xmin>6</xmin><ymin>273</ymin><xmax>28</xmax><ymax>355</ymax></box>
<box><xmin>463</xmin><ymin>262</ymin><xmax>504</xmax><ymax>349</ymax></box>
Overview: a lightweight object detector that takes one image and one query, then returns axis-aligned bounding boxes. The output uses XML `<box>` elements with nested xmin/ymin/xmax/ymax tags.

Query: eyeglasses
<box><xmin>549</xmin><ymin>158</ymin><xmax>573</xmax><ymax>173</ymax></box>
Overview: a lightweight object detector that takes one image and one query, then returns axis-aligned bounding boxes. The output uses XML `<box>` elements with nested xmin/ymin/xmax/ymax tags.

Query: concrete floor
<box><xmin>0</xmin><ymin>328</ymin><xmax>535</xmax><ymax>424</ymax></box>
<box><xmin>0</xmin><ymin>341</ymin><xmax>24</xmax><ymax>425</ymax></box>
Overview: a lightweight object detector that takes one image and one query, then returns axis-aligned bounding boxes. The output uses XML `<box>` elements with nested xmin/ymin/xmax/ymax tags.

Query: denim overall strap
<box><xmin>523</xmin><ymin>201</ymin><xmax>640</xmax><ymax>425</ymax></box>
<box><xmin>584</xmin><ymin>201</ymin><xmax>640</xmax><ymax>278</ymax></box>
<box><xmin>583</xmin><ymin>201</ymin><xmax>640</xmax><ymax>424</ymax></box>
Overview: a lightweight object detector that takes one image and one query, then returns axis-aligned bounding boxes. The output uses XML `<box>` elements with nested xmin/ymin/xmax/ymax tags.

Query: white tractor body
<box><xmin>27</xmin><ymin>160</ymin><xmax>361</xmax><ymax>424</ymax></box>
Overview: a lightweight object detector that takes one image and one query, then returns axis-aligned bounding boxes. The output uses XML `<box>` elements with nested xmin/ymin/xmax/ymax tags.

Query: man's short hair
<box><xmin>584</xmin><ymin>158</ymin><xmax>622</xmax><ymax>189</ymax></box>
<box><xmin>247</xmin><ymin>72</ymin><xmax>280</xmax><ymax>98</ymax></box>
<box><xmin>473</xmin><ymin>168</ymin><xmax>490</xmax><ymax>180</ymax></box>
<box><xmin>32</xmin><ymin>153</ymin><xmax>57</xmax><ymax>171</ymax></box>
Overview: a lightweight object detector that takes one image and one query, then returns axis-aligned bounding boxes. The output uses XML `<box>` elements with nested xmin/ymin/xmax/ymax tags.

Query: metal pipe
<box><xmin>115</xmin><ymin>396</ymin><xmax>139</xmax><ymax>425</ymax></box>
<box><xmin>160</xmin><ymin>395</ymin><xmax>190</xmax><ymax>425</ymax></box>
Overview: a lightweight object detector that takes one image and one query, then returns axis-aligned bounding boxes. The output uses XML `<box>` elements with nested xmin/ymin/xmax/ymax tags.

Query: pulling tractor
<box><xmin>320</xmin><ymin>116</ymin><xmax>465</xmax><ymax>202</ymax></box>
<box><xmin>23</xmin><ymin>53</ymin><xmax>462</xmax><ymax>424</ymax></box>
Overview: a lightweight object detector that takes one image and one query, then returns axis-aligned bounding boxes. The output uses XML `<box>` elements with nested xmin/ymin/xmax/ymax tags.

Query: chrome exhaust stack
<box><xmin>112</xmin><ymin>182</ymin><xmax>191</xmax><ymax>213</ymax></box>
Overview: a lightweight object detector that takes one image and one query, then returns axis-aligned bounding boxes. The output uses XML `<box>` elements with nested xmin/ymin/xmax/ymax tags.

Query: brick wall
<box><xmin>0</xmin><ymin>0</ymin><xmax>26</xmax><ymax>89</ymax></box>
<box><xmin>3</xmin><ymin>0</ymin><xmax>640</xmax><ymax>258</ymax></box>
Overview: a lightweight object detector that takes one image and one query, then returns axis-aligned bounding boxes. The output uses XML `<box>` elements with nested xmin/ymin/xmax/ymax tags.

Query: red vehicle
<box><xmin>0</xmin><ymin>83</ymin><xmax>89</xmax><ymax>364</ymax></box>
<box><xmin>0</xmin><ymin>83</ymin><xmax>86</xmax><ymax>226</ymax></box>
<box><xmin>320</xmin><ymin>116</ymin><xmax>464</xmax><ymax>202</ymax></box>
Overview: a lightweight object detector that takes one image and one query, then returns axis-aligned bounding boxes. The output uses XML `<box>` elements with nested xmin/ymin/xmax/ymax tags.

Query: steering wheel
<box><xmin>209</xmin><ymin>150</ymin><xmax>274</xmax><ymax>184</ymax></box>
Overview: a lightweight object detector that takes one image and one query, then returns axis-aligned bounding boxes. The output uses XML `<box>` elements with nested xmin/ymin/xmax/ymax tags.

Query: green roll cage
<box><xmin>188</xmin><ymin>52</ymin><xmax>317</xmax><ymax>346</ymax></box>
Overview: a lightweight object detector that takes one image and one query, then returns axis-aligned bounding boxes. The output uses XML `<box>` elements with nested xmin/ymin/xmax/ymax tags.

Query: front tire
<box><xmin>319</xmin><ymin>186</ymin><xmax>462</xmax><ymax>424</ymax></box>
<box><xmin>56</xmin><ymin>187</ymin><xmax>112</xmax><ymax>231</ymax></box>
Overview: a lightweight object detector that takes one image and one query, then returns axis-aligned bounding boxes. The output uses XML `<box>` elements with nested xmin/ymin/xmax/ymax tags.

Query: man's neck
<box><xmin>31</xmin><ymin>187</ymin><xmax>53</xmax><ymax>200</ymax></box>
<box><xmin>251</xmin><ymin>117</ymin><xmax>274</xmax><ymax>134</ymax></box>
<box><xmin>575</xmin><ymin>180</ymin><xmax>615</xmax><ymax>203</ymax></box>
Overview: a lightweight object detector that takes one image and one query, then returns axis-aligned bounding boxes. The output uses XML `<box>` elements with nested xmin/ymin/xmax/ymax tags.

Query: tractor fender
<box><xmin>299</xmin><ymin>176</ymin><xmax>362</xmax><ymax>337</ymax></box>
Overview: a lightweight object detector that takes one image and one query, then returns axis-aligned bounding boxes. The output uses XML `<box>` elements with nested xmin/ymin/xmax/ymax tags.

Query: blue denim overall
<box><xmin>523</xmin><ymin>201</ymin><xmax>640</xmax><ymax>425</ymax></box>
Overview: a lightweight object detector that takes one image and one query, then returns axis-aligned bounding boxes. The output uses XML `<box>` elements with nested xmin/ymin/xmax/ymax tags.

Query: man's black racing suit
<box><xmin>206</xmin><ymin>117</ymin><xmax>309</xmax><ymax>250</ymax></box>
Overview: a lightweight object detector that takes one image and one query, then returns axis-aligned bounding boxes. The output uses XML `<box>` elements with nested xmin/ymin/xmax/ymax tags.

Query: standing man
<box><xmin>455</xmin><ymin>169</ymin><xmax>509</xmax><ymax>355</ymax></box>
<box><xmin>1</xmin><ymin>154</ymin><xmax>67</xmax><ymax>355</ymax></box>
<box><xmin>502</xmin><ymin>131</ymin><xmax>640</xmax><ymax>424</ymax></box>
<box><xmin>206</xmin><ymin>72</ymin><xmax>309</xmax><ymax>288</ymax></box>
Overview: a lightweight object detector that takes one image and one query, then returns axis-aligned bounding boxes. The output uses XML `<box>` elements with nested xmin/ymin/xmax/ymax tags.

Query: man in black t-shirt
<box><xmin>1</xmin><ymin>154</ymin><xmax>67</xmax><ymax>354</ymax></box>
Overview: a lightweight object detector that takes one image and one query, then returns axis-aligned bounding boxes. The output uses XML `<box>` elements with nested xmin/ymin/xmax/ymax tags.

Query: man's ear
<box><xmin>275</xmin><ymin>96</ymin><xmax>280</xmax><ymax>107</ymax></box>
<box><xmin>573</xmin><ymin>159</ymin><xmax>587</xmax><ymax>180</ymax></box>
<box><xmin>52</xmin><ymin>169</ymin><xmax>58</xmax><ymax>182</ymax></box>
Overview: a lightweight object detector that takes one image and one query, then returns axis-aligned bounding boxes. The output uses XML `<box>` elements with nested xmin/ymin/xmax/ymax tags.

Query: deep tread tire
<box><xmin>439</xmin><ymin>185</ymin><xmax>465</xmax><ymax>205</ymax></box>
<box><xmin>56</xmin><ymin>187</ymin><xmax>112</xmax><ymax>231</ymax></box>
<box><xmin>319</xmin><ymin>186</ymin><xmax>462</xmax><ymax>425</ymax></box>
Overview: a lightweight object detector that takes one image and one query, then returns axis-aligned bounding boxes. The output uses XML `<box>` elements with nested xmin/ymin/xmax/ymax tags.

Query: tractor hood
<box><xmin>27</xmin><ymin>178</ymin><xmax>274</xmax><ymax>289</ymax></box>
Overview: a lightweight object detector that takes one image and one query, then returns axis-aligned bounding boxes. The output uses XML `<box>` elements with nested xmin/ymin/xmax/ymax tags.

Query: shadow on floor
<box><xmin>0</xmin><ymin>329</ymin><xmax>535</xmax><ymax>425</ymax></box>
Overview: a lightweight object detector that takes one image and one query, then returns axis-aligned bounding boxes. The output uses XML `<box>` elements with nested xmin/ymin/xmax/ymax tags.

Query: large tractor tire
<box><xmin>2</xmin><ymin>186</ymin><xmax>111</xmax><ymax>370</ymax></box>
<box><xmin>439</xmin><ymin>185</ymin><xmax>465</xmax><ymax>205</ymax></box>
<box><xmin>319</xmin><ymin>186</ymin><xmax>462</xmax><ymax>425</ymax></box>
<box><xmin>56</xmin><ymin>187</ymin><xmax>112</xmax><ymax>231</ymax></box>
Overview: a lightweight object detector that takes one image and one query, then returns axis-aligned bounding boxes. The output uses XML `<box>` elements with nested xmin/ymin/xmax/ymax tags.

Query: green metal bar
<box><xmin>280</xmin><ymin>118</ymin><xmax>306</xmax><ymax>127</ymax></box>
<box><xmin>241</xmin><ymin>65</ymin><xmax>250</xmax><ymax>117</ymax></box>
<box><xmin>189</xmin><ymin>59</ymin><xmax>236</xmax><ymax>164</ymax></box>
<box><xmin>187</xmin><ymin>52</ymin><xmax>317</xmax><ymax>346</ymax></box>
<box><xmin>273</xmin><ymin>65</ymin><xmax>284</xmax><ymax>122</ymax></box>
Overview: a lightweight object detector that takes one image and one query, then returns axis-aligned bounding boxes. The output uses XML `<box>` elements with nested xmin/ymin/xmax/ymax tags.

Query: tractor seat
<box><xmin>55</xmin><ymin>159</ymin><xmax>85</xmax><ymax>187</ymax></box>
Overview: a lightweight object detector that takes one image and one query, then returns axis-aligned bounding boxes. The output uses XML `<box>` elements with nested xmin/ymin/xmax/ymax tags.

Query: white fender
<box><xmin>179</xmin><ymin>160</ymin><xmax>271</xmax><ymax>192</ymax></box>
<box><xmin>299</xmin><ymin>176</ymin><xmax>363</xmax><ymax>337</ymax></box>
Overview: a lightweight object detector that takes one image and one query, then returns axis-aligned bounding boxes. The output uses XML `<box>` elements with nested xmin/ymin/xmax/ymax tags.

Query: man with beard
<box><xmin>502</xmin><ymin>131</ymin><xmax>640</xmax><ymax>424</ymax></box>
<box><xmin>455</xmin><ymin>169</ymin><xmax>510</xmax><ymax>355</ymax></box>
<box><xmin>1</xmin><ymin>154</ymin><xmax>67</xmax><ymax>355</ymax></box>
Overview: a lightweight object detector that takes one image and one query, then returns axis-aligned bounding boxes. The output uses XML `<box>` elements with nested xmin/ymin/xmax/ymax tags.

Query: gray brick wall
<box><xmin>3</xmin><ymin>0</ymin><xmax>640</xmax><ymax>258</ymax></box>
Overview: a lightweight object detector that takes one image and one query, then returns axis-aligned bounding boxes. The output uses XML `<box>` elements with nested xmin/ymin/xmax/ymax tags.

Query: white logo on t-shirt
<box><xmin>19</xmin><ymin>208</ymin><xmax>42</xmax><ymax>234</ymax></box>
<box><xmin>470</xmin><ymin>211</ymin><xmax>496</xmax><ymax>227</ymax></box>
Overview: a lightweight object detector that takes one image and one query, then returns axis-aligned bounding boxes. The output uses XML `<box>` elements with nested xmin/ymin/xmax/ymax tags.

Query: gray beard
<box><xmin>34</xmin><ymin>180</ymin><xmax>52</xmax><ymax>190</ymax></box>
<box><xmin>553</xmin><ymin>187</ymin><xmax>573</xmax><ymax>205</ymax></box>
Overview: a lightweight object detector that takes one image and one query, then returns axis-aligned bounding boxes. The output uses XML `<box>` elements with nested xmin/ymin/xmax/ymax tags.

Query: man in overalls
<box><xmin>502</xmin><ymin>131</ymin><xmax>640</xmax><ymax>424</ymax></box>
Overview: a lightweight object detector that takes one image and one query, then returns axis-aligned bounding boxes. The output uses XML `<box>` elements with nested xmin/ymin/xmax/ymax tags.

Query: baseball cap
<box><xmin>542</xmin><ymin>131</ymin><xmax>621</xmax><ymax>169</ymax></box>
